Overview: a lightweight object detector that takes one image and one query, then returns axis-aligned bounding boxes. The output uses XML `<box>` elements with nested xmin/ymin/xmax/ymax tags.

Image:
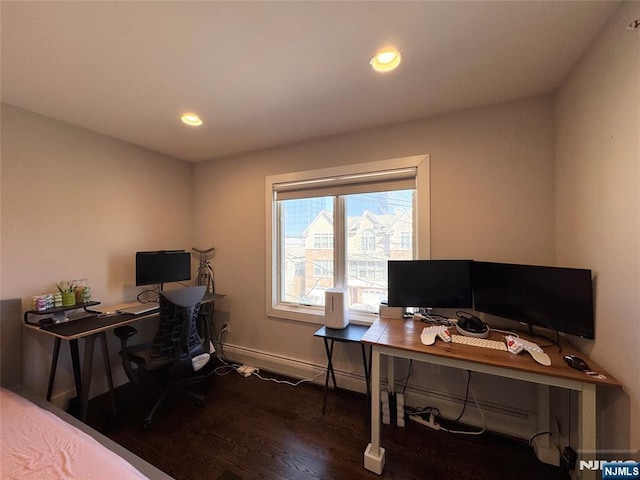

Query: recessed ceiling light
<box><xmin>181</xmin><ymin>113</ymin><xmax>203</xmax><ymax>126</ymax></box>
<box><xmin>370</xmin><ymin>49</ymin><xmax>402</xmax><ymax>72</ymax></box>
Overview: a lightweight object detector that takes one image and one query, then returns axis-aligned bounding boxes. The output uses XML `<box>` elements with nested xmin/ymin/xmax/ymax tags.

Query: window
<box><xmin>313</xmin><ymin>260</ymin><xmax>333</xmax><ymax>278</ymax></box>
<box><xmin>400</xmin><ymin>232</ymin><xmax>412</xmax><ymax>250</ymax></box>
<box><xmin>361</xmin><ymin>229</ymin><xmax>376</xmax><ymax>252</ymax></box>
<box><xmin>266</xmin><ymin>155</ymin><xmax>430</xmax><ymax>324</ymax></box>
<box><xmin>313</xmin><ymin>233</ymin><xmax>333</xmax><ymax>249</ymax></box>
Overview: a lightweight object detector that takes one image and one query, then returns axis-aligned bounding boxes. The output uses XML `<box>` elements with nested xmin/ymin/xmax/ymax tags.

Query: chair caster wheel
<box><xmin>142</xmin><ymin>420</ymin><xmax>151</xmax><ymax>430</ymax></box>
<box><xmin>197</xmin><ymin>399</ymin><xmax>205</xmax><ymax>407</ymax></box>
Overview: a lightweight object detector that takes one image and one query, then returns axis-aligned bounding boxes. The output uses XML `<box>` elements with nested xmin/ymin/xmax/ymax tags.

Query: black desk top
<box><xmin>29</xmin><ymin>291</ymin><xmax>224</xmax><ymax>340</ymax></box>
<box><xmin>314</xmin><ymin>324</ymin><xmax>370</xmax><ymax>343</ymax></box>
<box><xmin>40</xmin><ymin>313</ymin><xmax>139</xmax><ymax>337</ymax></box>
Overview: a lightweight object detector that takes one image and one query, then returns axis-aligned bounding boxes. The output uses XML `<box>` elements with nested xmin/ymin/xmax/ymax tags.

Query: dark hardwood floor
<box><xmin>88</xmin><ymin>368</ymin><xmax>570</xmax><ymax>480</ymax></box>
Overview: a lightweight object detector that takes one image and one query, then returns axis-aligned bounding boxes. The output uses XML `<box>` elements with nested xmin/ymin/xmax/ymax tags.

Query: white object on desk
<box><xmin>116</xmin><ymin>302</ymin><xmax>159</xmax><ymax>315</ymax></box>
<box><xmin>324</xmin><ymin>288</ymin><xmax>348</xmax><ymax>329</ymax></box>
<box><xmin>379</xmin><ymin>305</ymin><xmax>403</xmax><ymax>319</ymax></box>
<box><xmin>451</xmin><ymin>334</ymin><xmax>508</xmax><ymax>351</ymax></box>
<box><xmin>420</xmin><ymin>325</ymin><xmax>448</xmax><ymax>345</ymax></box>
<box><xmin>505</xmin><ymin>335</ymin><xmax>551</xmax><ymax>366</ymax></box>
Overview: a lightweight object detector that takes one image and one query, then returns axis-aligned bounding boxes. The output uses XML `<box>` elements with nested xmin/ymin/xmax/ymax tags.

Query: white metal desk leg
<box><xmin>577</xmin><ymin>383</ymin><xmax>597</xmax><ymax>480</ymax></box>
<box><xmin>364</xmin><ymin>345</ymin><xmax>385</xmax><ymax>474</ymax></box>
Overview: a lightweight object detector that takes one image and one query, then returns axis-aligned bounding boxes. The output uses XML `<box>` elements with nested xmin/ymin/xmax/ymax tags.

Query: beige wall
<box><xmin>0</xmin><ymin>103</ymin><xmax>195</xmax><ymax>399</ymax></box>
<box><xmin>555</xmin><ymin>2</ymin><xmax>640</xmax><ymax>452</ymax></box>
<box><xmin>193</xmin><ymin>95</ymin><xmax>556</xmax><ymax>434</ymax></box>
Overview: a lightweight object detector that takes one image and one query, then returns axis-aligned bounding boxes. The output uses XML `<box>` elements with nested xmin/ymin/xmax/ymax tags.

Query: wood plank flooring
<box><xmin>88</xmin><ymin>369</ymin><xmax>570</xmax><ymax>480</ymax></box>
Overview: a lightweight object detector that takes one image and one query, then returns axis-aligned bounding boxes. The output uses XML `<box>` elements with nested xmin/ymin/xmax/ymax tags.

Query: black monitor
<box><xmin>387</xmin><ymin>260</ymin><xmax>473</xmax><ymax>309</ymax></box>
<box><xmin>135</xmin><ymin>250</ymin><xmax>191</xmax><ymax>288</ymax></box>
<box><xmin>472</xmin><ymin>261</ymin><xmax>594</xmax><ymax>339</ymax></box>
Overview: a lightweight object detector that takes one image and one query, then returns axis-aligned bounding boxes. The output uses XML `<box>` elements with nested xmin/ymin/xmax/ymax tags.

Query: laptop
<box><xmin>117</xmin><ymin>302</ymin><xmax>159</xmax><ymax>315</ymax></box>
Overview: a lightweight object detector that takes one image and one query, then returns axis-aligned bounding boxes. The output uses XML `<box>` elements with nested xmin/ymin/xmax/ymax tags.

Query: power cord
<box><xmin>529</xmin><ymin>431</ymin><xmax>552</xmax><ymax>447</ymax></box>
<box><xmin>401</xmin><ymin>360</ymin><xmax>413</xmax><ymax>394</ymax></box>
<box><xmin>438</xmin><ymin>382</ymin><xmax>486</xmax><ymax>436</ymax></box>
<box><xmin>452</xmin><ymin>370</ymin><xmax>472</xmax><ymax>422</ymax></box>
<box><xmin>407</xmin><ymin>371</ymin><xmax>486</xmax><ymax>436</ymax></box>
<box><xmin>253</xmin><ymin>371</ymin><xmax>325</xmax><ymax>387</ymax></box>
<box><xmin>211</xmin><ymin>351</ymin><xmax>326</xmax><ymax>387</ymax></box>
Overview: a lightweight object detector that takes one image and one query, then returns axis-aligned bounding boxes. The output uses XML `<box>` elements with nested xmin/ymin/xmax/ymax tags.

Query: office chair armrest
<box><xmin>114</xmin><ymin>325</ymin><xmax>138</xmax><ymax>342</ymax></box>
<box><xmin>114</xmin><ymin>325</ymin><xmax>141</xmax><ymax>384</ymax></box>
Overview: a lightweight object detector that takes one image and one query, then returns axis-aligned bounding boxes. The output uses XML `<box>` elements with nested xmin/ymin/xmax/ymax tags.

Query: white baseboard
<box><xmin>50</xmin><ymin>369</ymin><xmax>130</xmax><ymax>410</ymax></box>
<box><xmin>220</xmin><ymin>342</ymin><xmax>538</xmax><ymax>440</ymax></box>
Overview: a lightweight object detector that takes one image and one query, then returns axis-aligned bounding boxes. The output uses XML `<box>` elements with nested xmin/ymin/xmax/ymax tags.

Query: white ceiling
<box><xmin>1</xmin><ymin>1</ymin><xmax>620</xmax><ymax>162</ymax></box>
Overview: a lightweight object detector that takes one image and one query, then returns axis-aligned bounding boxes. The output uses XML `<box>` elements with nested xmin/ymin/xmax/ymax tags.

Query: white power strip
<box><xmin>237</xmin><ymin>365</ymin><xmax>258</xmax><ymax>377</ymax></box>
<box><xmin>408</xmin><ymin>413</ymin><xmax>440</xmax><ymax>431</ymax></box>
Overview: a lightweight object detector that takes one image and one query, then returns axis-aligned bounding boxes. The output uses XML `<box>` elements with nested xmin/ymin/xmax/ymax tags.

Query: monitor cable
<box><xmin>401</xmin><ymin>360</ymin><xmax>413</xmax><ymax>394</ymax></box>
<box><xmin>452</xmin><ymin>370</ymin><xmax>472</xmax><ymax>423</ymax></box>
<box><xmin>440</xmin><ymin>378</ymin><xmax>486</xmax><ymax>436</ymax></box>
<box><xmin>136</xmin><ymin>288</ymin><xmax>159</xmax><ymax>303</ymax></box>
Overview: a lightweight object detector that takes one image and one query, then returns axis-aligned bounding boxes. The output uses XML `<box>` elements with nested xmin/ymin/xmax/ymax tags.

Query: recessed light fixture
<box><xmin>370</xmin><ymin>49</ymin><xmax>402</xmax><ymax>72</ymax></box>
<box><xmin>180</xmin><ymin>113</ymin><xmax>203</xmax><ymax>126</ymax></box>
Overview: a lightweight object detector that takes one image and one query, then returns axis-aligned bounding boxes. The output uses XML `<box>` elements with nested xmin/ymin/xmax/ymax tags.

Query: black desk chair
<box><xmin>114</xmin><ymin>286</ymin><xmax>210</xmax><ymax>429</ymax></box>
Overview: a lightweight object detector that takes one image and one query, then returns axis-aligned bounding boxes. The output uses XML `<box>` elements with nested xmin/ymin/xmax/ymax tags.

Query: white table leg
<box><xmin>576</xmin><ymin>382</ymin><xmax>597</xmax><ymax>480</ymax></box>
<box><xmin>364</xmin><ymin>345</ymin><xmax>385</xmax><ymax>474</ymax></box>
<box><xmin>532</xmin><ymin>384</ymin><xmax>561</xmax><ymax>466</ymax></box>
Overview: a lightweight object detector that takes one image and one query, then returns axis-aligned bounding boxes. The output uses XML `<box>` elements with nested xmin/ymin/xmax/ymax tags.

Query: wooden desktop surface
<box><xmin>363</xmin><ymin>316</ymin><xmax>621</xmax><ymax>388</ymax></box>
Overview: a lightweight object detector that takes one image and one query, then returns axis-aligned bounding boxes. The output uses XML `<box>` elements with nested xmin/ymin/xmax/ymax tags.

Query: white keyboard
<box><xmin>117</xmin><ymin>302</ymin><xmax>159</xmax><ymax>315</ymax></box>
<box><xmin>451</xmin><ymin>334</ymin><xmax>508</xmax><ymax>351</ymax></box>
<box><xmin>505</xmin><ymin>335</ymin><xmax>551</xmax><ymax>366</ymax></box>
<box><xmin>420</xmin><ymin>325</ymin><xmax>449</xmax><ymax>345</ymax></box>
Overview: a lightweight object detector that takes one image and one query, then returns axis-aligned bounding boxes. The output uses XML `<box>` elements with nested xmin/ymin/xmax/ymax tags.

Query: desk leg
<box><xmin>46</xmin><ymin>337</ymin><xmax>62</xmax><ymax>402</ymax></box>
<box><xmin>387</xmin><ymin>355</ymin><xmax>395</xmax><ymax>394</ymax></box>
<box><xmin>361</xmin><ymin>344</ymin><xmax>371</xmax><ymax>412</ymax></box>
<box><xmin>577</xmin><ymin>383</ymin><xmax>597</xmax><ymax>480</ymax></box>
<box><xmin>80</xmin><ymin>335</ymin><xmax>96</xmax><ymax>422</ymax></box>
<box><xmin>322</xmin><ymin>338</ymin><xmax>336</xmax><ymax>414</ymax></box>
<box><xmin>98</xmin><ymin>332</ymin><xmax>118</xmax><ymax>417</ymax></box>
<box><xmin>69</xmin><ymin>339</ymin><xmax>82</xmax><ymax>399</ymax></box>
<box><xmin>364</xmin><ymin>345</ymin><xmax>385</xmax><ymax>474</ymax></box>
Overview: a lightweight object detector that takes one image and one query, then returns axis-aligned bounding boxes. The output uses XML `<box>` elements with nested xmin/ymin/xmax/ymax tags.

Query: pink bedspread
<box><xmin>1</xmin><ymin>388</ymin><xmax>147</xmax><ymax>479</ymax></box>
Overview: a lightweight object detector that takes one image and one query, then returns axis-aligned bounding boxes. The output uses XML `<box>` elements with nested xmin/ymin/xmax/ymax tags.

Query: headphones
<box><xmin>456</xmin><ymin>313</ymin><xmax>490</xmax><ymax>338</ymax></box>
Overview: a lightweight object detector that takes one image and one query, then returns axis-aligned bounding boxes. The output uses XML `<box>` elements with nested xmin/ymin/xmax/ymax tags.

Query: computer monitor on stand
<box><xmin>472</xmin><ymin>261</ymin><xmax>595</xmax><ymax>339</ymax></box>
<box><xmin>135</xmin><ymin>250</ymin><xmax>191</xmax><ymax>291</ymax></box>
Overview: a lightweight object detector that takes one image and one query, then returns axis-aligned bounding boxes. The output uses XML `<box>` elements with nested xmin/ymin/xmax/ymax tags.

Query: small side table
<box><xmin>314</xmin><ymin>324</ymin><xmax>371</xmax><ymax>414</ymax></box>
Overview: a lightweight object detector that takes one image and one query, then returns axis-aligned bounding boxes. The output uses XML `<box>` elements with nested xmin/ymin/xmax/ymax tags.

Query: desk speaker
<box><xmin>325</xmin><ymin>288</ymin><xmax>348</xmax><ymax>329</ymax></box>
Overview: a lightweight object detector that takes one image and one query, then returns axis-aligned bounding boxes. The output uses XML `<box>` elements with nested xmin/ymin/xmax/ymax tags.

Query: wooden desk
<box><xmin>24</xmin><ymin>292</ymin><xmax>223</xmax><ymax>422</ymax></box>
<box><xmin>362</xmin><ymin>317</ymin><xmax>622</xmax><ymax>479</ymax></box>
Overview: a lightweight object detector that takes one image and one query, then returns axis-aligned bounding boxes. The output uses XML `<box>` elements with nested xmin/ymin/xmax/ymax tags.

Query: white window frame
<box><xmin>265</xmin><ymin>154</ymin><xmax>430</xmax><ymax>325</ymax></box>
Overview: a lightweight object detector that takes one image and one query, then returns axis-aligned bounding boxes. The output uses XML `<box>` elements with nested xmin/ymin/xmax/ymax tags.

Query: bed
<box><xmin>0</xmin><ymin>298</ymin><xmax>173</xmax><ymax>480</ymax></box>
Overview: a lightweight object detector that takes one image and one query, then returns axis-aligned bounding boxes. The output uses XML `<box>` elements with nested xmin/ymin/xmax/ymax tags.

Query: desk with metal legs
<box><xmin>361</xmin><ymin>317</ymin><xmax>621</xmax><ymax>480</ymax></box>
<box><xmin>314</xmin><ymin>324</ymin><xmax>371</xmax><ymax>414</ymax></box>
<box><xmin>25</xmin><ymin>292</ymin><xmax>223</xmax><ymax>422</ymax></box>
<box><xmin>27</xmin><ymin>312</ymin><xmax>154</xmax><ymax>422</ymax></box>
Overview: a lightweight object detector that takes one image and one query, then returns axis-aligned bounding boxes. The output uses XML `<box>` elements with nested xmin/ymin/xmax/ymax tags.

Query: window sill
<box><xmin>267</xmin><ymin>304</ymin><xmax>377</xmax><ymax>326</ymax></box>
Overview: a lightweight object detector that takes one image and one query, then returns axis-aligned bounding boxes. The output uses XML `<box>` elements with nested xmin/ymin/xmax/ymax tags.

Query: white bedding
<box><xmin>0</xmin><ymin>388</ymin><xmax>148</xmax><ymax>479</ymax></box>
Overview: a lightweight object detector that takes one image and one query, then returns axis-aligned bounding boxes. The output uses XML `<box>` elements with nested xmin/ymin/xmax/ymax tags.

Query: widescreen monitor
<box><xmin>387</xmin><ymin>260</ymin><xmax>473</xmax><ymax>309</ymax></box>
<box><xmin>135</xmin><ymin>250</ymin><xmax>191</xmax><ymax>287</ymax></box>
<box><xmin>472</xmin><ymin>261</ymin><xmax>594</xmax><ymax>339</ymax></box>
